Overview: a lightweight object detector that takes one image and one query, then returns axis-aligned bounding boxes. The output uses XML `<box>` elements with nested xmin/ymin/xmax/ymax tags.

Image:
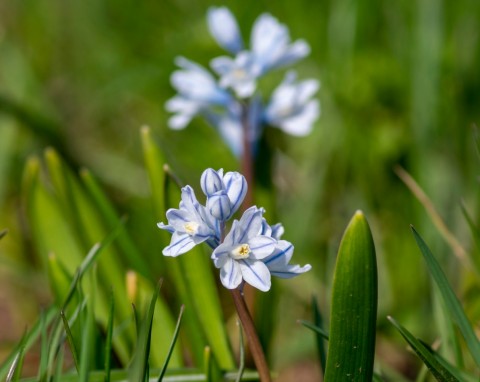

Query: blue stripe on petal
<box><xmin>239</xmin><ymin>260</ymin><xmax>271</xmax><ymax>291</ymax></box>
<box><xmin>264</xmin><ymin>243</ymin><xmax>293</xmax><ymax>265</ymax></box>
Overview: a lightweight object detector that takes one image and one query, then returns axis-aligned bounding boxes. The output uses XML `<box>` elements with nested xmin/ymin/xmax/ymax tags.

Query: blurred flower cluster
<box><xmin>166</xmin><ymin>7</ymin><xmax>320</xmax><ymax>156</ymax></box>
<box><xmin>158</xmin><ymin>168</ymin><xmax>311</xmax><ymax>291</ymax></box>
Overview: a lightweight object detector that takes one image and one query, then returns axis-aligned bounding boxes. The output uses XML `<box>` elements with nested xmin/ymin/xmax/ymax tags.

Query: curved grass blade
<box><xmin>324</xmin><ymin>211</ymin><xmax>377</xmax><ymax>382</ymax></box>
<box><xmin>0</xmin><ymin>306</ymin><xmax>57</xmax><ymax>380</ymax></box>
<box><xmin>311</xmin><ymin>296</ymin><xmax>327</xmax><ymax>374</ymax></box>
<box><xmin>388</xmin><ymin>316</ymin><xmax>459</xmax><ymax>382</ymax></box>
<box><xmin>105</xmin><ymin>290</ymin><xmax>115</xmax><ymax>382</ymax></box>
<box><xmin>6</xmin><ymin>332</ymin><xmax>26</xmax><ymax>382</ymax></box>
<box><xmin>234</xmin><ymin>320</ymin><xmax>245</xmax><ymax>382</ymax></box>
<box><xmin>298</xmin><ymin>320</ymin><xmax>329</xmax><ymax>341</ymax></box>
<box><xmin>411</xmin><ymin>227</ymin><xmax>480</xmax><ymax>367</ymax></box>
<box><xmin>80</xmin><ymin>168</ymin><xmax>151</xmax><ymax>278</ymax></box>
<box><xmin>156</xmin><ymin>305</ymin><xmax>185</xmax><ymax>382</ymax></box>
<box><xmin>60</xmin><ymin>310</ymin><xmax>80</xmax><ymax>373</ymax></box>
<box><xmin>129</xmin><ymin>280</ymin><xmax>163</xmax><ymax>382</ymax></box>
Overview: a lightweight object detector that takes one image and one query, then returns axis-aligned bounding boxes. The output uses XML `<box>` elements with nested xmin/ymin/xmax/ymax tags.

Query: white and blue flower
<box><xmin>158</xmin><ymin>185</ymin><xmax>219</xmax><ymax>256</ymax></box>
<box><xmin>211</xmin><ymin>207</ymin><xmax>276</xmax><ymax>291</ymax></box>
<box><xmin>250</xmin><ymin>13</ymin><xmax>310</xmax><ymax>74</ymax></box>
<box><xmin>200</xmin><ymin>168</ymin><xmax>248</xmax><ymax>221</ymax></box>
<box><xmin>261</xmin><ymin>219</ymin><xmax>312</xmax><ymax>278</ymax></box>
<box><xmin>264</xmin><ymin>71</ymin><xmax>320</xmax><ymax>136</ymax></box>
<box><xmin>211</xmin><ymin>51</ymin><xmax>262</xmax><ymax>98</ymax></box>
<box><xmin>207</xmin><ymin>6</ymin><xmax>244</xmax><ymax>55</ymax></box>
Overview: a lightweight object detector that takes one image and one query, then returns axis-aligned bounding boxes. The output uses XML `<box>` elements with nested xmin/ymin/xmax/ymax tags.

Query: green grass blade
<box><xmin>311</xmin><ymin>296</ymin><xmax>328</xmax><ymax>374</ymax></box>
<box><xmin>105</xmin><ymin>290</ymin><xmax>115</xmax><ymax>382</ymax></box>
<box><xmin>298</xmin><ymin>320</ymin><xmax>329</xmax><ymax>341</ymax></box>
<box><xmin>0</xmin><ymin>306</ymin><xmax>57</xmax><ymax>380</ymax></box>
<box><xmin>0</xmin><ymin>228</ymin><xmax>7</xmax><ymax>240</ymax></box>
<box><xmin>37</xmin><ymin>310</ymin><xmax>49</xmax><ymax>381</ymax></box>
<box><xmin>324</xmin><ymin>211</ymin><xmax>377</xmax><ymax>382</ymax></box>
<box><xmin>234</xmin><ymin>320</ymin><xmax>245</xmax><ymax>382</ymax></box>
<box><xmin>411</xmin><ymin>226</ymin><xmax>480</xmax><ymax>367</ymax></box>
<box><xmin>80</xmin><ymin>168</ymin><xmax>151</xmax><ymax>277</ymax></box>
<box><xmin>179</xmin><ymin>245</ymin><xmax>235</xmax><ymax>369</ymax></box>
<box><xmin>129</xmin><ymin>280</ymin><xmax>162</xmax><ymax>382</ymax></box>
<box><xmin>5</xmin><ymin>332</ymin><xmax>27</xmax><ymax>382</ymax></box>
<box><xmin>60</xmin><ymin>310</ymin><xmax>80</xmax><ymax>372</ymax></box>
<box><xmin>388</xmin><ymin>316</ymin><xmax>459</xmax><ymax>382</ymax></box>
<box><xmin>141</xmin><ymin>127</ymin><xmax>208</xmax><ymax>366</ymax></box>
<box><xmin>156</xmin><ymin>305</ymin><xmax>185</xmax><ymax>382</ymax></box>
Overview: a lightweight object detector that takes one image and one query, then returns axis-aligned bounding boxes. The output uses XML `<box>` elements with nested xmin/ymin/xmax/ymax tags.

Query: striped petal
<box><xmin>223</xmin><ymin>171</ymin><xmax>247</xmax><ymax>216</ymax></box>
<box><xmin>239</xmin><ymin>259</ymin><xmax>271</xmax><ymax>291</ymax></box>
<box><xmin>248</xmin><ymin>235</ymin><xmax>276</xmax><ymax>260</ymax></box>
<box><xmin>163</xmin><ymin>232</ymin><xmax>195</xmax><ymax>257</ymax></box>
<box><xmin>220</xmin><ymin>258</ymin><xmax>243</xmax><ymax>289</ymax></box>
<box><xmin>201</xmin><ymin>168</ymin><xmax>224</xmax><ymax>196</ymax></box>
<box><xmin>271</xmin><ymin>264</ymin><xmax>312</xmax><ymax>279</ymax></box>
<box><xmin>207</xmin><ymin>190</ymin><xmax>232</xmax><ymax>221</ymax></box>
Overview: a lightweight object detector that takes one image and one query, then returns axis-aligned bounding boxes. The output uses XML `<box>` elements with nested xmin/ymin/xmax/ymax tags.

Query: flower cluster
<box><xmin>166</xmin><ymin>7</ymin><xmax>320</xmax><ymax>157</ymax></box>
<box><xmin>158</xmin><ymin>168</ymin><xmax>311</xmax><ymax>291</ymax></box>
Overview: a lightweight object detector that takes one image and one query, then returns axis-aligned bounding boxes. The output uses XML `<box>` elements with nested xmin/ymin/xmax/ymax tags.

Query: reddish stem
<box><xmin>231</xmin><ymin>288</ymin><xmax>272</xmax><ymax>382</ymax></box>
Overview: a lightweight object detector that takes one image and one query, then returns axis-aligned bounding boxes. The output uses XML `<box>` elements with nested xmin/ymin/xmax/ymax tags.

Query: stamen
<box><xmin>230</xmin><ymin>243</ymin><xmax>251</xmax><ymax>259</ymax></box>
<box><xmin>184</xmin><ymin>221</ymin><xmax>200</xmax><ymax>235</ymax></box>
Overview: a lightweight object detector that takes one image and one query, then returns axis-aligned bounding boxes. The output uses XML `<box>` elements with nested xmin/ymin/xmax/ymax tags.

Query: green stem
<box><xmin>230</xmin><ymin>288</ymin><xmax>271</xmax><ymax>382</ymax></box>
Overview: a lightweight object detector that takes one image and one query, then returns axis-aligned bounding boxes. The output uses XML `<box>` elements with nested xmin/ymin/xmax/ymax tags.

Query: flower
<box><xmin>166</xmin><ymin>57</ymin><xmax>233</xmax><ymax>130</ymax></box>
<box><xmin>261</xmin><ymin>219</ymin><xmax>312</xmax><ymax>278</ymax></box>
<box><xmin>251</xmin><ymin>13</ymin><xmax>310</xmax><ymax>74</ymax></box>
<box><xmin>211</xmin><ymin>207</ymin><xmax>276</xmax><ymax>291</ymax></box>
<box><xmin>158</xmin><ymin>186</ymin><xmax>219</xmax><ymax>256</ymax></box>
<box><xmin>207</xmin><ymin>7</ymin><xmax>243</xmax><ymax>54</ymax></box>
<box><xmin>211</xmin><ymin>51</ymin><xmax>262</xmax><ymax>98</ymax></box>
<box><xmin>264</xmin><ymin>71</ymin><xmax>320</xmax><ymax>136</ymax></box>
<box><xmin>200</xmin><ymin>168</ymin><xmax>248</xmax><ymax>221</ymax></box>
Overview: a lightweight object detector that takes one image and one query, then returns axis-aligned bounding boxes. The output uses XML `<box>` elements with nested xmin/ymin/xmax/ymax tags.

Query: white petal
<box><xmin>239</xmin><ymin>260</ymin><xmax>271</xmax><ymax>291</ymax></box>
<box><xmin>236</xmin><ymin>207</ymin><xmax>263</xmax><ymax>242</ymax></box>
<box><xmin>248</xmin><ymin>236</ymin><xmax>276</xmax><ymax>260</ymax></box>
<box><xmin>220</xmin><ymin>258</ymin><xmax>243</xmax><ymax>289</ymax></box>
<box><xmin>163</xmin><ymin>232</ymin><xmax>195</xmax><ymax>257</ymax></box>
<box><xmin>207</xmin><ymin>191</ymin><xmax>232</xmax><ymax>221</ymax></box>
<box><xmin>210</xmin><ymin>56</ymin><xmax>235</xmax><ymax>76</ymax></box>
<box><xmin>207</xmin><ymin>7</ymin><xmax>243</xmax><ymax>54</ymax></box>
<box><xmin>264</xmin><ymin>240</ymin><xmax>294</xmax><ymax>267</ymax></box>
<box><xmin>201</xmin><ymin>168</ymin><xmax>224</xmax><ymax>196</ymax></box>
<box><xmin>271</xmin><ymin>263</ymin><xmax>312</xmax><ymax>279</ymax></box>
<box><xmin>269</xmin><ymin>39</ymin><xmax>310</xmax><ymax>70</ymax></box>
<box><xmin>279</xmin><ymin>100</ymin><xmax>320</xmax><ymax>136</ymax></box>
<box><xmin>223</xmin><ymin>172</ymin><xmax>247</xmax><ymax>216</ymax></box>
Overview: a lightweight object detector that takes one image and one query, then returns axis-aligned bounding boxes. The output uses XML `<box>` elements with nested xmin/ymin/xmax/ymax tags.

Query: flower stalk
<box><xmin>231</xmin><ymin>288</ymin><xmax>272</xmax><ymax>382</ymax></box>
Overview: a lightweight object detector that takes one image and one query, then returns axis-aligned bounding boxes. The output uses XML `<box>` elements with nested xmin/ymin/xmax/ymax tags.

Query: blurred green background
<box><xmin>1</xmin><ymin>0</ymin><xmax>480</xmax><ymax>379</ymax></box>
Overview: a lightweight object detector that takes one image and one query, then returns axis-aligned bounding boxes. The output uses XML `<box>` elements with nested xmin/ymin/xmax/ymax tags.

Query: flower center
<box><xmin>230</xmin><ymin>244</ymin><xmax>251</xmax><ymax>260</ymax></box>
<box><xmin>184</xmin><ymin>221</ymin><xmax>199</xmax><ymax>235</ymax></box>
<box><xmin>233</xmin><ymin>68</ymin><xmax>247</xmax><ymax>80</ymax></box>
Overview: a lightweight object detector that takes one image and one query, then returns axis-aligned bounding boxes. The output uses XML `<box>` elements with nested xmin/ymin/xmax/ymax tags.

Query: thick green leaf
<box><xmin>411</xmin><ymin>227</ymin><xmax>480</xmax><ymax>367</ymax></box>
<box><xmin>388</xmin><ymin>316</ymin><xmax>460</xmax><ymax>382</ymax></box>
<box><xmin>324</xmin><ymin>211</ymin><xmax>377</xmax><ymax>382</ymax></box>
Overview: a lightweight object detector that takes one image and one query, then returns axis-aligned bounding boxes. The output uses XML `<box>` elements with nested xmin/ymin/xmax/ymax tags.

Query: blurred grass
<box><xmin>1</xmin><ymin>0</ymin><xmax>480</xmax><ymax>379</ymax></box>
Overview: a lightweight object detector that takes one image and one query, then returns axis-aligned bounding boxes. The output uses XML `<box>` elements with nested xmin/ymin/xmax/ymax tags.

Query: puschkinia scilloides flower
<box><xmin>165</xmin><ymin>6</ymin><xmax>320</xmax><ymax>157</ymax></box>
<box><xmin>201</xmin><ymin>168</ymin><xmax>247</xmax><ymax>221</ymax></box>
<box><xmin>158</xmin><ymin>168</ymin><xmax>311</xmax><ymax>291</ymax></box>
<box><xmin>158</xmin><ymin>185</ymin><xmax>220</xmax><ymax>256</ymax></box>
